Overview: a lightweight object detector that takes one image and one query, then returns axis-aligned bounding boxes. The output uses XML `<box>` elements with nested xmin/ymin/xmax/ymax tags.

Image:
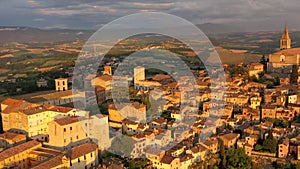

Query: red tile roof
<box><xmin>54</xmin><ymin>116</ymin><xmax>86</xmax><ymax>126</ymax></box>
<box><xmin>70</xmin><ymin>142</ymin><xmax>98</xmax><ymax>160</ymax></box>
<box><xmin>0</xmin><ymin>140</ymin><xmax>41</xmax><ymax>161</ymax></box>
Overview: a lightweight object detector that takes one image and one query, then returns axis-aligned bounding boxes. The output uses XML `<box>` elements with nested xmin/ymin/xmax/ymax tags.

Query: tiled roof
<box><xmin>160</xmin><ymin>155</ymin><xmax>175</xmax><ymax>164</ymax></box>
<box><xmin>54</xmin><ymin>116</ymin><xmax>86</xmax><ymax>126</ymax></box>
<box><xmin>220</xmin><ymin>133</ymin><xmax>239</xmax><ymax>141</ymax></box>
<box><xmin>190</xmin><ymin>144</ymin><xmax>207</xmax><ymax>153</ymax></box>
<box><xmin>31</xmin><ymin>155</ymin><xmax>64</xmax><ymax>169</ymax></box>
<box><xmin>0</xmin><ymin>140</ymin><xmax>41</xmax><ymax>161</ymax></box>
<box><xmin>0</xmin><ymin>132</ymin><xmax>26</xmax><ymax>141</ymax></box>
<box><xmin>180</xmin><ymin>154</ymin><xmax>193</xmax><ymax>162</ymax></box>
<box><xmin>273</xmin><ymin>48</ymin><xmax>300</xmax><ymax>55</ymax></box>
<box><xmin>1</xmin><ymin>99</ymin><xmax>74</xmax><ymax>115</ymax></box>
<box><xmin>70</xmin><ymin>142</ymin><xmax>98</xmax><ymax>160</ymax></box>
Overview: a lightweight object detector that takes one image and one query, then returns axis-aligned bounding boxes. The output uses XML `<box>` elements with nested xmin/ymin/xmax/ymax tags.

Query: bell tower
<box><xmin>280</xmin><ymin>25</ymin><xmax>291</xmax><ymax>50</ymax></box>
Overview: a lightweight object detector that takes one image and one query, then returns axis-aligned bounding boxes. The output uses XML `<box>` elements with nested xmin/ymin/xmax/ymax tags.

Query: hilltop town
<box><xmin>1</xmin><ymin>25</ymin><xmax>300</xmax><ymax>169</ymax></box>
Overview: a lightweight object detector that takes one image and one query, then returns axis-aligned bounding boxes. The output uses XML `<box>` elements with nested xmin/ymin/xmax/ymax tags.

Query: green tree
<box><xmin>260</xmin><ymin>55</ymin><xmax>267</xmax><ymax>71</ymax></box>
<box><xmin>263</xmin><ymin>130</ymin><xmax>277</xmax><ymax>153</ymax></box>
<box><xmin>249</xmin><ymin>75</ymin><xmax>258</xmax><ymax>82</ymax></box>
<box><xmin>205</xmin><ymin>152</ymin><xmax>220</xmax><ymax>169</ymax></box>
<box><xmin>274</xmin><ymin>74</ymin><xmax>280</xmax><ymax>86</ymax></box>
<box><xmin>226</xmin><ymin>148</ymin><xmax>252</xmax><ymax>169</ymax></box>
<box><xmin>127</xmin><ymin>158</ymin><xmax>148</xmax><ymax>169</ymax></box>
<box><xmin>218</xmin><ymin>138</ymin><xmax>226</xmax><ymax>168</ymax></box>
<box><xmin>254</xmin><ymin>144</ymin><xmax>264</xmax><ymax>152</ymax></box>
<box><xmin>290</xmin><ymin>65</ymin><xmax>298</xmax><ymax>84</ymax></box>
<box><xmin>98</xmin><ymin>104</ymin><xmax>108</xmax><ymax>115</ymax></box>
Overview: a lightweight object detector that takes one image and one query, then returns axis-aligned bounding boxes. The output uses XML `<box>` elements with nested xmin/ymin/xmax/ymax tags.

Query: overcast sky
<box><xmin>1</xmin><ymin>0</ymin><xmax>299</xmax><ymax>31</ymax></box>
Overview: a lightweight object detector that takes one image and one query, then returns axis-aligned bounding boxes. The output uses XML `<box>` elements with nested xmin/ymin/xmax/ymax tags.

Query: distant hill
<box><xmin>197</xmin><ymin>23</ymin><xmax>244</xmax><ymax>35</ymax></box>
<box><xmin>1</xmin><ymin>26</ymin><xmax>300</xmax><ymax>55</ymax></box>
<box><xmin>0</xmin><ymin>27</ymin><xmax>93</xmax><ymax>43</ymax></box>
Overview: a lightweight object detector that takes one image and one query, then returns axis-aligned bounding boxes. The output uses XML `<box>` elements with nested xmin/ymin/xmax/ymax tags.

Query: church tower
<box><xmin>280</xmin><ymin>25</ymin><xmax>291</xmax><ymax>50</ymax></box>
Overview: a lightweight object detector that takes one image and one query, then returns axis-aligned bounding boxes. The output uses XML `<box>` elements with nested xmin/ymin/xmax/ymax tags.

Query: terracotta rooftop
<box><xmin>273</xmin><ymin>48</ymin><xmax>300</xmax><ymax>55</ymax></box>
<box><xmin>180</xmin><ymin>154</ymin><xmax>194</xmax><ymax>162</ymax></box>
<box><xmin>0</xmin><ymin>140</ymin><xmax>41</xmax><ymax>161</ymax></box>
<box><xmin>152</xmin><ymin>117</ymin><xmax>166</xmax><ymax>124</ymax></box>
<box><xmin>31</xmin><ymin>155</ymin><xmax>64</xmax><ymax>169</ymax></box>
<box><xmin>30</xmin><ymin>90</ymin><xmax>73</xmax><ymax>101</ymax></box>
<box><xmin>70</xmin><ymin>142</ymin><xmax>98</xmax><ymax>160</ymax></box>
<box><xmin>0</xmin><ymin>132</ymin><xmax>26</xmax><ymax>141</ymax></box>
<box><xmin>95</xmin><ymin>75</ymin><xmax>112</xmax><ymax>82</ymax></box>
<box><xmin>152</xmin><ymin>74</ymin><xmax>172</xmax><ymax>81</ymax></box>
<box><xmin>122</xmin><ymin>119</ymin><xmax>138</xmax><ymax>125</ymax></box>
<box><xmin>1</xmin><ymin>98</ymin><xmax>74</xmax><ymax>115</ymax></box>
<box><xmin>1</xmin><ymin>98</ymin><xmax>24</xmax><ymax>106</ymax></box>
<box><xmin>204</xmin><ymin>138</ymin><xmax>218</xmax><ymax>147</ymax></box>
<box><xmin>54</xmin><ymin>116</ymin><xmax>86</xmax><ymax>126</ymax></box>
<box><xmin>145</xmin><ymin>147</ymin><xmax>164</xmax><ymax>156</ymax></box>
<box><xmin>190</xmin><ymin>144</ymin><xmax>207</xmax><ymax>153</ymax></box>
<box><xmin>160</xmin><ymin>155</ymin><xmax>175</xmax><ymax>164</ymax></box>
<box><xmin>220</xmin><ymin>133</ymin><xmax>240</xmax><ymax>141</ymax></box>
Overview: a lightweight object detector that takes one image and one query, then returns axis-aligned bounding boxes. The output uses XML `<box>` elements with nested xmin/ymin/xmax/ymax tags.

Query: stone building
<box><xmin>268</xmin><ymin>25</ymin><xmax>300</xmax><ymax>74</ymax></box>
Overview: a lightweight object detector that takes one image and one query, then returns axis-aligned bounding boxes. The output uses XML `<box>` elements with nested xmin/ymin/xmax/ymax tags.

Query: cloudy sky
<box><xmin>1</xmin><ymin>0</ymin><xmax>299</xmax><ymax>31</ymax></box>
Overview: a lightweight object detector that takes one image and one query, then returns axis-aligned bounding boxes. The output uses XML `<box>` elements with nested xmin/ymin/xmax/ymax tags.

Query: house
<box><xmin>278</xmin><ymin>138</ymin><xmax>289</xmax><ymax>158</ymax></box>
<box><xmin>0</xmin><ymin>140</ymin><xmax>41</xmax><ymax>169</ymax></box>
<box><xmin>0</xmin><ymin>132</ymin><xmax>26</xmax><ymax>149</ymax></box>
<box><xmin>158</xmin><ymin>155</ymin><xmax>180</xmax><ymax>169</ymax></box>
<box><xmin>247</xmin><ymin>62</ymin><xmax>264</xmax><ymax>78</ymax></box>
<box><xmin>146</xmin><ymin>147</ymin><xmax>165</xmax><ymax>168</ymax></box>
<box><xmin>36</xmin><ymin>77</ymin><xmax>48</xmax><ymax>88</ymax></box>
<box><xmin>0</xmin><ymin>98</ymin><xmax>88</xmax><ymax>137</ymax></box>
<box><xmin>261</xmin><ymin>104</ymin><xmax>277</xmax><ymax>119</ymax></box>
<box><xmin>68</xmin><ymin>142</ymin><xmax>98</xmax><ymax>169</ymax></box>
<box><xmin>55</xmin><ymin>78</ymin><xmax>68</xmax><ymax>91</ymax></box>
<box><xmin>150</xmin><ymin>117</ymin><xmax>167</xmax><ymax>129</ymax></box>
<box><xmin>91</xmin><ymin>75</ymin><xmax>112</xmax><ymax>91</ymax></box>
<box><xmin>179</xmin><ymin>154</ymin><xmax>194</xmax><ymax>169</ymax></box>
<box><xmin>46</xmin><ymin>116</ymin><xmax>90</xmax><ymax>150</ymax></box>
<box><xmin>219</xmin><ymin>133</ymin><xmax>240</xmax><ymax>149</ymax></box>
<box><xmin>250</xmin><ymin>96</ymin><xmax>262</xmax><ymax>109</ymax></box>
<box><xmin>202</xmin><ymin>137</ymin><xmax>219</xmax><ymax>153</ymax></box>
<box><xmin>186</xmin><ymin>144</ymin><xmax>207</xmax><ymax>162</ymax></box>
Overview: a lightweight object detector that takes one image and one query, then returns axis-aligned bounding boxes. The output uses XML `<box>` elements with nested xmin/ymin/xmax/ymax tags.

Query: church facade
<box><xmin>267</xmin><ymin>26</ymin><xmax>300</xmax><ymax>74</ymax></box>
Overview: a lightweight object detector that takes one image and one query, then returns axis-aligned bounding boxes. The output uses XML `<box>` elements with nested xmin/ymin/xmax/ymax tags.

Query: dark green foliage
<box><xmin>274</xmin><ymin>74</ymin><xmax>280</xmax><ymax>86</ymax></box>
<box><xmin>267</xmin><ymin>118</ymin><xmax>288</xmax><ymax>128</ymax></box>
<box><xmin>290</xmin><ymin>65</ymin><xmax>298</xmax><ymax>84</ymax></box>
<box><xmin>226</xmin><ymin>148</ymin><xmax>252</xmax><ymax>169</ymax></box>
<box><xmin>126</xmin><ymin>158</ymin><xmax>148</xmax><ymax>169</ymax></box>
<box><xmin>254</xmin><ymin>144</ymin><xmax>264</xmax><ymax>151</ymax></box>
<box><xmin>249</xmin><ymin>75</ymin><xmax>258</xmax><ymax>82</ymax></box>
<box><xmin>260</xmin><ymin>55</ymin><xmax>267</xmax><ymax>71</ymax></box>
<box><xmin>218</xmin><ymin>138</ymin><xmax>226</xmax><ymax>169</ymax></box>
<box><xmin>98</xmin><ymin>104</ymin><xmax>108</xmax><ymax>115</ymax></box>
<box><xmin>262</xmin><ymin>130</ymin><xmax>277</xmax><ymax>153</ymax></box>
<box><xmin>229</xmin><ymin>67</ymin><xmax>248</xmax><ymax>78</ymax></box>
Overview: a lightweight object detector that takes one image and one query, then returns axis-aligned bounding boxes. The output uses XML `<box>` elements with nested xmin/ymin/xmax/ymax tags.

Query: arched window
<box><xmin>280</xmin><ymin>55</ymin><xmax>285</xmax><ymax>62</ymax></box>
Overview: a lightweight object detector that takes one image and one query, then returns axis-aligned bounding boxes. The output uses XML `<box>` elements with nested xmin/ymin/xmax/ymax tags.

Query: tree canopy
<box><xmin>226</xmin><ymin>148</ymin><xmax>252</xmax><ymax>169</ymax></box>
<box><xmin>290</xmin><ymin>65</ymin><xmax>298</xmax><ymax>84</ymax></box>
<box><xmin>263</xmin><ymin>130</ymin><xmax>277</xmax><ymax>153</ymax></box>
